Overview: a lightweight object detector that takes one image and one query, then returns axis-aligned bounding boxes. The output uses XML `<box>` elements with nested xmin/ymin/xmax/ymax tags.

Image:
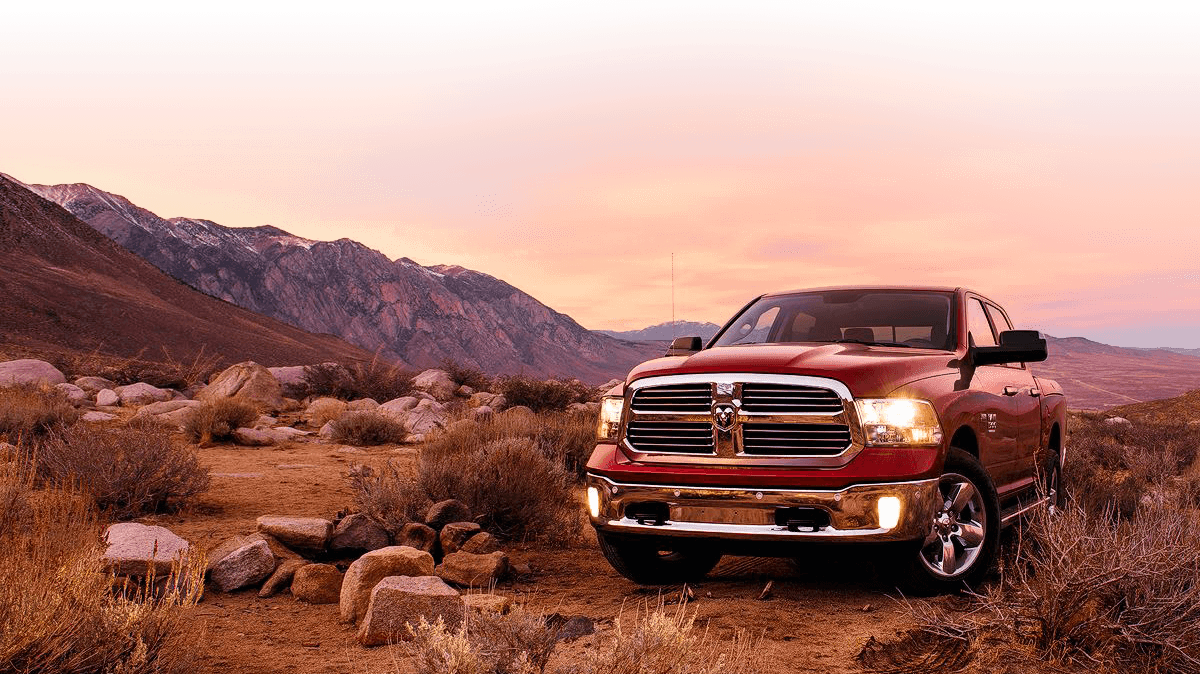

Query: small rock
<box><xmin>199</xmin><ymin>361</ymin><xmax>285</xmax><ymax>411</ymax></box>
<box><xmin>254</xmin><ymin>414</ymin><xmax>277</xmax><ymax>427</ymax></box>
<box><xmin>270</xmin><ymin>426</ymin><xmax>310</xmax><ymax>439</ymax></box>
<box><xmin>259</xmin><ymin>559</ymin><xmax>308</xmax><ymax>598</ymax></box>
<box><xmin>74</xmin><ymin>376</ymin><xmax>115</xmax><ymax>392</ymax></box>
<box><xmin>318</xmin><ymin>422</ymin><xmax>336</xmax><ymax>439</ymax></box>
<box><xmin>340</xmin><ymin>546</ymin><xmax>437</xmax><ymax>623</ymax></box>
<box><xmin>463</xmin><ymin>593</ymin><xmax>512</xmax><ymax>614</ymax></box>
<box><xmin>1104</xmin><ymin>417</ymin><xmax>1132</xmax><ymax>426</ymax></box>
<box><xmin>425</xmin><ymin>500</ymin><xmax>472</xmax><ymax>531</ymax></box>
<box><xmin>233</xmin><ymin>427</ymin><xmax>277</xmax><ymax>447</ymax></box>
<box><xmin>134</xmin><ymin>399</ymin><xmax>201</xmax><ymax>418</ymax></box>
<box><xmin>102</xmin><ymin>523</ymin><xmax>190</xmax><ymax>577</ymax></box>
<box><xmin>54</xmin><ymin>383</ymin><xmax>89</xmax><ymax>406</ymax></box>
<box><xmin>115</xmin><ymin>382</ymin><xmax>172</xmax><ymax>406</ymax></box>
<box><xmin>330</xmin><ymin>513</ymin><xmax>390</xmax><ymax>553</ymax></box>
<box><xmin>457</xmin><ymin>385</ymin><xmax>475</xmax><ymax>397</ymax></box>
<box><xmin>95</xmin><ymin>389</ymin><xmax>120</xmax><ymax>407</ymax></box>
<box><xmin>436</xmin><ymin>551</ymin><xmax>509</xmax><ymax>587</ymax></box>
<box><xmin>758</xmin><ymin>580</ymin><xmax>774</xmax><ymax>601</ymax></box>
<box><xmin>292</xmin><ymin>563</ymin><xmax>344</xmax><ymax>604</ymax></box>
<box><xmin>0</xmin><ymin>359</ymin><xmax>66</xmax><ymax>386</ymax></box>
<box><xmin>81</xmin><ymin>411</ymin><xmax>116</xmax><ymax>422</ymax></box>
<box><xmin>396</xmin><ymin>522</ymin><xmax>437</xmax><ymax>553</ymax></box>
<box><xmin>256</xmin><ymin>515</ymin><xmax>333</xmax><ymax>551</ymax></box>
<box><xmin>460</xmin><ymin>532</ymin><xmax>499</xmax><ymax>555</ymax></box>
<box><xmin>439</xmin><ymin>522</ymin><xmax>482</xmax><ymax>556</ymax></box>
<box><xmin>550</xmin><ymin>615</ymin><xmax>596</xmax><ymax>643</ymax></box>
<box><xmin>357</xmin><ymin>575</ymin><xmax>464</xmax><ymax>646</ymax></box>
<box><xmin>210</xmin><ymin>540</ymin><xmax>276</xmax><ymax>592</ymax></box>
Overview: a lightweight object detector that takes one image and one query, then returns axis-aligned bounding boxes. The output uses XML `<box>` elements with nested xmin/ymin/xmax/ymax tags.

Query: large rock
<box><xmin>425</xmin><ymin>499</ymin><xmax>472</xmax><ymax>531</ymax></box>
<box><xmin>233</xmin><ymin>427</ymin><xmax>277</xmax><ymax>447</ymax></box>
<box><xmin>292</xmin><ymin>563</ymin><xmax>344</xmax><ymax>604</ymax></box>
<box><xmin>134</xmin><ymin>399</ymin><xmax>202</xmax><ymax>418</ymax></box>
<box><xmin>259</xmin><ymin>559</ymin><xmax>308</xmax><ymax>598</ymax></box>
<box><xmin>206</xmin><ymin>532</ymin><xmax>301</xmax><ymax>575</ymax></box>
<box><xmin>469</xmin><ymin>392</ymin><xmax>506</xmax><ymax>410</ymax></box>
<box><xmin>347</xmin><ymin>398</ymin><xmax>380</xmax><ymax>411</ymax></box>
<box><xmin>340</xmin><ymin>546</ymin><xmax>436</xmax><ymax>623</ymax></box>
<box><xmin>114</xmin><ymin>383</ymin><xmax>172</xmax><ymax>406</ymax></box>
<box><xmin>102</xmin><ymin>523</ymin><xmax>190</xmax><ymax>576</ymax></box>
<box><xmin>95</xmin><ymin>388</ymin><xmax>120</xmax><ymax>407</ymax></box>
<box><xmin>74</xmin><ymin>376</ymin><xmax>115</xmax><ymax>393</ymax></box>
<box><xmin>199</xmin><ymin>361</ymin><xmax>285</xmax><ymax>411</ymax></box>
<box><xmin>412</xmin><ymin>369</ymin><xmax>457</xmax><ymax>401</ymax></box>
<box><xmin>436</xmin><ymin>551</ymin><xmax>509</xmax><ymax>588</ymax></box>
<box><xmin>439</xmin><ymin>522</ymin><xmax>482</xmax><ymax>556</ymax></box>
<box><xmin>378</xmin><ymin>396</ymin><xmax>418</xmax><ymax>416</ymax></box>
<box><xmin>210</xmin><ymin>540</ymin><xmax>276</xmax><ymax>592</ymax></box>
<box><xmin>268</xmin><ymin>365</ymin><xmax>308</xmax><ymax>392</ymax></box>
<box><xmin>80</xmin><ymin>411</ymin><xmax>116</xmax><ymax>422</ymax></box>
<box><xmin>406</xmin><ymin>398</ymin><xmax>449</xmax><ymax>434</ymax></box>
<box><xmin>0</xmin><ymin>359</ymin><xmax>66</xmax><ymax>386</ymax></box>
<box><xmin>463</xmin><ymin>593</ymin><xmax>512</xmax><ymax>614</ymax></box>
<box><xmin>256</xmin><ymin>516</ymin><xmax>332</xmax><ymax>551</ymax></box>
<box><xmin>396</xmin><ymin>522</ymin><xmax>437</xmax><ymax>553</ymax></box>
<box><xmin>53</xmin><ymin>383</ymin><xmax>89</xmax><ymax>406</ymax></box>
<box><xmin>330</xmin><ymin>514</ymin><xmax>390</xmax><ymax>553</ymax></box>
<box><xmin>461</xmin><ymin>532</ymin><xmax>500</xmax><ymax>555</ymax></box>
<box><xmin>357</xmin><ymin>575</ymin><xmax>464</xmax><ymax>646</ymax></box>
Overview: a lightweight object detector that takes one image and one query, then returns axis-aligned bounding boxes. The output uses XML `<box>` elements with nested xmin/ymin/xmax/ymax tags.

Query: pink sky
<box><xmin>3</xmin><ymin>2</ymin><xmax>1198</xmax><ymax>347</ymax></box>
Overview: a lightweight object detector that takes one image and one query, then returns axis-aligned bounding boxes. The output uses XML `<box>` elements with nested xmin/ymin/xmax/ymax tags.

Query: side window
<box><xmin>967</xmin><ymin>299</ymin><xmax>997</xmax><ymax>348</ymax></box>
<box><xmin>985</xmin><ymin>304</ymin><xmax>1024</xmax><ymax>369</ymax></box>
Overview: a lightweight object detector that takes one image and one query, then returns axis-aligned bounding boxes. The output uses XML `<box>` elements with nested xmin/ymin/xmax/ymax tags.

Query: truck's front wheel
<box><xmin>596</xmin><ymin>531</ymin><xmax>723</xmax><ymax>585</ymax></box>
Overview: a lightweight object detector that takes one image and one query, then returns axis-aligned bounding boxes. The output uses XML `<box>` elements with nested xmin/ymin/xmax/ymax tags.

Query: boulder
<box><xmin>305</xmin><ymin>397</ymin><xmax>347</xmax><ymax>426</ymax></box>
<box><xmin>318</xmin><ymin>422</ymin><xmax>336</xmax><ymax>439</ymax></box>
<box><xmin>210</xmin><ymin>540</ymin><xmax>276</xmax><ymax>592</ymax></box>
<box><xmin>54</xmin><ymin>383</ymin><xmax>89</xmax><ymax>406</ymax></box>
<box><xmin>425</xmin><ymin>500</ymin><xmax>472</xmax><ymax>531</ymax></box>
<box><xmin>259</xmin><ymin>559</ymin><xmax>308</xmax><ymax>598</ymax></box>
<box><xmin>503</xmin><ymin>405</ymin><xmax>536</xmax><ymax>422</ymax></box>
<box><xmin>199</xmin><ymin>361</ymin><xmax>285</xmax><ymax>411</ymax></box>
<box><xmin>439</xmin><ymin>522</ymin><xmax>482</xmax><ymax>556</ymax></box>
<box><xmin>357</xmin><ymin>575</ymin><xmax>464</xmax><ymax>646</ymax></box>
<box><xmin>256</xmin><ymin>516</ymin><xmax>332</xmax><ymax>551</ymax></box>
<box><xmin>0</xmin><ymin>359</ymin><xmax>66</xmax><ymax>386</ymax></box>
<box><xmin>115</xmin><ymin>383</ymin><xmax>172</xmax><ymax>406</ymax></box>
<box><xmin>406</xmin><ymin>398</ymin><xmax>449</xmax><ymax>434</ymax></box>
<box><xmin>74</xmin><ymin>376</ymin><xmax>115</xmax><ymax>393</ymax></box>
<box><xmin>134</xmin><ymin>399</ymin><xmax>201</xmax><ymax>418</ymax></box>
<box><xmin>412</xmin><ymin>369</ymin><xmax>457</xmax><ymax>401</ymax></box>
<box><xmin>461</xmin><ymin>532</ymin><xmax>500</xmax><ymax>555</ymax></box>
<box><xmin>347</xmin><ymin>398</ymin><xmax>380</xmax><ymax>411</ymax></box>
<box><xmin>1105</xmin><ymin>417</ymin><xmax>1132</xmax><ymax>426</ymax></box>
<box><xmin>80</xmin><ymin>411</ymin><xmax>117</xmax><ymax>422</ymax></box>
<box><xmin>457</xmin><ymin>385</ymin><xmax>475</xmax><ymax>397</ymax></box>
<box><xmin>102</xmin><ymin>523</ymin><xmax>190</xmax><ymax>577</ymax></box>
<box><xmin>436</xmin><ymin>551</ymin><xmax>509</xmax><ymax>588</ymax></box>
<box><xmin>233</xmin><ymin>428</ymin><xmax>277</xmax><ymax>447</ymax></box>
<box><xmin>463</xmin><ymin>593</ymin><xmax>512</xmax><ymax>614</ymax></box>
<box><xmin>95</xmin><ymin>388</ymin><xmax>120</xmax><ymax>407</ymax></box>
<box><xmin>378</xmin><ymin>396</ymin><xmax>418</xmax><ymax>415</ymax></box>
<box><xmin>330</xmin><ymin>513</ymin><xmax>390</xmax><ymax>553</ymax></box>
<box><xmin>396</xmin><ymin>522</ymin><xmax>438</xmax><ymax>553</ymax></box>
<box><xmin>206</xmin><ymin>532</ymin><xmax>301</xmax><ymax>575</ymax></box>
<box><xmin>267</xmin><ymin>365</ymin><xmax>308</xmax><ymax>392</ymax></box>
<box><xmin>291</xmin><ymin>563</ymin><xmax>344</xmax><ymax>604</ymax></box>
<box><xmin>340</xmin><ymin>546</ymin><xmax>436</xmax><ymax>623</ymax></box>
<box><xmin>269</xmin><ymin>426</ymin><xmax>310</xmax><ymax>439</ymax></box>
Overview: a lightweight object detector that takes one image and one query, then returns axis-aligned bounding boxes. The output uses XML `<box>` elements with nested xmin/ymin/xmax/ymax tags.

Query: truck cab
<box><xmin>585</xmin><ymin>286</ymin><xmax>1066</xmax><ymax>593</ymax></box>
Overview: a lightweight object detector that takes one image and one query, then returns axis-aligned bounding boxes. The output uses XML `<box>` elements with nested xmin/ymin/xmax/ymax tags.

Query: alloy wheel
<box><xmin>919</xmin><ymin>473</ymin><xmax>987</xmax><ymax>578</ymax></box>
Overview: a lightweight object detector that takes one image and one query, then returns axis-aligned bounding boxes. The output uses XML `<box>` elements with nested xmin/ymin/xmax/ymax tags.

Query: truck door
<box><xmin>985</xmin><ymin>302</ymin><xmax>1041</xmax><ymax>495</ymax></box>
<box><xmin>966</xmin><ymin>298</ymin><xmax>1026</xmax><ymax>496</ymax></box>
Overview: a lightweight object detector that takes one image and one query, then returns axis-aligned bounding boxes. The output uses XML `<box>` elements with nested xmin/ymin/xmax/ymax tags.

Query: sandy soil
<box><xmin>135</xmin><ymin>423</ymin><xmax>921</xmax><ymax>674</ymax></box>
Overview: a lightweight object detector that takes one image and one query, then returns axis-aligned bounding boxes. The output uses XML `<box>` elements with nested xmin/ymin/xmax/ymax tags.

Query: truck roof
<box><xmin>762</xmin><ymin>285</ymin><xmax>964</xmax><ymax>297</ymax></box>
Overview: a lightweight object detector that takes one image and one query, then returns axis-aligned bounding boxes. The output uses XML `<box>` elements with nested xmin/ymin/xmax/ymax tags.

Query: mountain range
<box><xmin>27</xmin><ymin>181</ymin><xmax>658</xmax><ymax>383</ymax></box>
<box><xmin>598</xmin><ymin>321</ymin><xmax>722</xmax><ymax>342</ymax></box>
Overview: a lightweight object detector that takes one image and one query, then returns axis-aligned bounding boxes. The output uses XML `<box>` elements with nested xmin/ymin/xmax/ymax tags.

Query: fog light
<box><xmin>877</xmin><ymin>496</ymin><xmax>901</xmax><ymax>529</ymax></box>
<box><xmin>587</xmin><ymin>486</ymin><xmax>601</xmax><ymax>518</ymax></box>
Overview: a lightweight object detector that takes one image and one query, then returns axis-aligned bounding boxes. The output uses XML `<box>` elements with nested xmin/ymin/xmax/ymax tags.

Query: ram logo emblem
<box><xmin>713</xmin><ymin>403</ymin><xmax>737</xmax><ymax>431</ymax></box>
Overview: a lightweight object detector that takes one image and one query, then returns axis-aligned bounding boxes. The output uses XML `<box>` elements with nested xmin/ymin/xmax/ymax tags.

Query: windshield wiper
<box><xmin>829</xmin><ymin>338</ymin><xmax>916</xmax><ymax>348</ymax></box>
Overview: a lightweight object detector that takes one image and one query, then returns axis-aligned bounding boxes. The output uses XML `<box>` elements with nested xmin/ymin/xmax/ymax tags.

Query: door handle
<box><xmin>1003</xmin><ymin>386</ymin><xmax>1020</xmax><ymax>396</ymax></box>
<box><xmin>1029</xmin><ymin>388</ymin><xmax>1041</xmax><ymax>397</ymax></box>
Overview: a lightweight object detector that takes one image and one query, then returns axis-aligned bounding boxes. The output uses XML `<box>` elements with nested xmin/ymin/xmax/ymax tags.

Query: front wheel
<box><xmin>596</xmin><ymin>530</ymin><xmax>722</xmax><ymax>585</ymax></box>
<box><xmin>899</xmin><ymin>448</ymin><xmax>1000</xmax><ymax>595</ymax></box>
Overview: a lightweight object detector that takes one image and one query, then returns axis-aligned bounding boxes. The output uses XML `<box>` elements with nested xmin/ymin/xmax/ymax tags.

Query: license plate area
<box><xmin>671</xmin><ymin>505</ymin><xmax>774</xmax><ymax>526</ymax></box>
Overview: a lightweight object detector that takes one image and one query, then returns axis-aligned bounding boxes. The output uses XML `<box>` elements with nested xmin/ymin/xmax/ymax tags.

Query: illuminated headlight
<box><xmin>596</xmin><ymin>396</ymin><xmax>624</xmax><ymax>441</ymax></box>
<box><xmin>856</xmin><ymin>398</ymin><xmax>943</xmax><ymax>447</ymax></box>
<box><xmin>586</xmin><ymin>486</ymin><xmax>601</xmax><ymax>518</ymax></box>
<box><xmin>877</xmin><ymin>496</ymin><xmax>901</xmax><ymax>529</ymax></box>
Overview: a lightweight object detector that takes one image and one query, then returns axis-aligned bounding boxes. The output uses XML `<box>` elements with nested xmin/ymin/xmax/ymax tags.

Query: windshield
<box><xmin>713</xmin><ymin>290</ymin><xmax>956</xmax><ymax>350</ymax></box>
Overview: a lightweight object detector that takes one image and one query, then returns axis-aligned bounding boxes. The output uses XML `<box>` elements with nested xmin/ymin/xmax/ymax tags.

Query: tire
<box><xmin>1045</xmin><ymin>449</ymin><xmax>1065</xmax><ymax>511</ymax></box>
<box><xmin>596</xmin><ymin>530</ymin><xmax>723</xmax><ymax>585</ymax></box>
<box><xmin>898</xmin><ymin>447</ymin><xmax>1001</xmax><ymax>595</ymax></box>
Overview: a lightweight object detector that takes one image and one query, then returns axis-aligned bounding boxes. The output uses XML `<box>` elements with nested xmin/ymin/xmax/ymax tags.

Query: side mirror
<box><xmin>666</xmin><ymin>336</ymin><xmax>703</xmax><ymax>357</ymax></box>
<box><xmin>971</xmin><ymin>330</ymin><xmax>1047</xmax><ymax>366</ymax></box>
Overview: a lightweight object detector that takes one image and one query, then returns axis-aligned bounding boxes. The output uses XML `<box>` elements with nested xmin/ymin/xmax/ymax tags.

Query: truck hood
<box><xmin>627</xmin><ymin>343</ymin><xmax>962</xmax><ymax>398</ymax></box>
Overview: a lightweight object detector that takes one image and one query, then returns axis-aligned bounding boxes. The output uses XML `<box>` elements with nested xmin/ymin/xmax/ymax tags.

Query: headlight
<box><xmin>856</xmin><ymin>398</ymin><xmax>943</xmax><ymax>447</ymax></box>
<box><xmin>596</xmin><ymin>396</ymin><xmax>624</xmax><ymax>441</ymax></box>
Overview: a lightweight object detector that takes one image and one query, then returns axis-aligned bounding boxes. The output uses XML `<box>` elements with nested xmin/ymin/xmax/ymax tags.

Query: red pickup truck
<box><xmin>586</xmin><ymin>286</ymin><xmax>1066</xmax><ymax>593</ymax></box>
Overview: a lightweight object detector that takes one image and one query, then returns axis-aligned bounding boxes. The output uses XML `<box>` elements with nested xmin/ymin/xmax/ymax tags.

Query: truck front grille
<box><xmin>740</xmin><ymin>383</ymin><xmax>844</xmax><ymax>414</ymax></box>
<box><xmin>630</xmin><ymin>383</ymin><xmax>712</xmax><ymax>413</ymax></box>
<box><xmin>626</xmin><ymin>421</ymin><xmax>714</xmax><ymax>454</ymax></box>
<box><xmin>741</xmin><ymin>423</ymin><xmax>853</xmax><ymax>455</ymax></box>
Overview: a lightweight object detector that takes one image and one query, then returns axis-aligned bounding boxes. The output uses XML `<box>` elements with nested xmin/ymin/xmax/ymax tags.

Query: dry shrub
<box><xmin>440</xmin><ymin>358</ymin><xmax>494</xmax><ymax>393</ymax></box>
<box><xmin>496</xmin><ymin>376</ymin><xmax>591</xmax><ymax>413</ymax></box>
<box><xmin>348</xmin><ymin>462</ymin><xmax>430</xmax><ymax>534</ymax></box>
<box><xmin>306</xmin><ymin>397</ymin><xmax>348</xmax><ymax>428</ymax></box>
<box><xmin>408</xmin><ymin>606</ymin><xmax>558</xmax><ymax>674</ymax></box>
<box><xmin>901</xmin><ymin>503</ymin><xmax>1200</xmax><ymax>673</ymax></box>
<box><xmin>183</xmin><ymin>398</ymin><xmax>259</xmax><ymax>444</ymax></box>
<box><xmin>331</xmin><ymin>411</ymin><xmax>408</xmax><ymax>446</ymax></box>
<box><xmin>68</xmin><ymin>345</ymin><xmax>223</xmax><ymax>389</ymax></box>
<box><xmin>0</xmin><ymin>458</ymin><xmax>203</xmax><ymax>673</ymax></box>
<box><xmin>426</xmin><ymin>409</ymin><xmax>596</xmax><ymax>481</ymax></box>
<box><xmin>0</xmin><ymin>384</ymin><xmax>79</xmax><ymax>446</ymax></box>
<box><xmin>581</xmin><ymin>603</ymin><xmax>757</xmax><ymax>674</ymax></box>
<box><xmin>300</xmin><ymin>354</ymin><xmax>413</xmax><ymax>401</ymax></box>
<box><xmin>36</xmin><ymin>419</ymin><xmax>211</xmax><ymax>519</ymax></box>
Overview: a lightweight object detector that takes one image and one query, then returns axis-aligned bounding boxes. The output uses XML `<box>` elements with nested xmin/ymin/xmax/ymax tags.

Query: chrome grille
<box><xmin>630</xmin><ymin>383</ymin><xmax>712</xmax><ymax>413</ymax></box>
<box><xmin>626</xmin><ymin>421</ymin><xmax>714</xmax><ymax>454</ymax></box>
<box><xmin>741</xmin><ymin>423</ymin><xmax>852</xmax><ymax>455</ymax></box>
<box><xmin>740</xmin><ymin>383</ymin><xmax>843</xmax><ymax>414</ymax></box>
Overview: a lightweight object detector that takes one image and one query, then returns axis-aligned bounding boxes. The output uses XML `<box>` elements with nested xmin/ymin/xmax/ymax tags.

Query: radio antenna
<box><xmin>671</xmin><ymin>252</ymin><xmax>676</xmax><ymax>337</ymax></box>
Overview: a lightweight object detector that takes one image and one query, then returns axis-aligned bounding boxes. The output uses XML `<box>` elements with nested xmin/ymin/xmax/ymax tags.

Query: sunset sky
<box><xmin>3</xmin><ymin>2</ymin><xmax>1198</xmax><ymax>347</ymax></box>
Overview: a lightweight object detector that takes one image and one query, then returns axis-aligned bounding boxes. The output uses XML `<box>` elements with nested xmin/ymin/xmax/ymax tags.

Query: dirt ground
<box><xmin>136</xmin><ymin>425</ymin><xmax>922</xmax><ymax>674</ymax></box>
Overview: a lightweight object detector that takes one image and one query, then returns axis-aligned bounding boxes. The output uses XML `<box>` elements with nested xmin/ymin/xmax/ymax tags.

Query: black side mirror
<box><xmin>666</xmin><ymin>336</ymin><xmax>703</xmax><ymax>357</ymax></box>
<box><xmin>971</xmin><ymin>330</ymin><xmax>1047</xmax><ymax>366</ymax></box>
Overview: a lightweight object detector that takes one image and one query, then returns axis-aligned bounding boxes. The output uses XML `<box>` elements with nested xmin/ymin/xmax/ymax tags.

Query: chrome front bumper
<box><xmin>586</xmin><ymin>474</ymin><xmax>939</xmax><ymax>543</ymax></box>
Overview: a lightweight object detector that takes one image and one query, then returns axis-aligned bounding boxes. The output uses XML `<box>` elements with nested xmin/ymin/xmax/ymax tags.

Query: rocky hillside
<box><xmin>1104</xmin><ymin>389</ymin><xmax>1200</xmax><ymax>425</ymax></box>
<box><xmin>1036</xmin><ymin>336</ymin><xmax>1200</xmax><ymax>410</ymax></box>
<box><xmin>30</xmin><ymin>182</ymin><xmax>658</xmax><ymax>383</ymax></box>
<box><xmin>0</xmin><ymin>175</ymin><xmax>371</xmax><ymax>367</ymax></box>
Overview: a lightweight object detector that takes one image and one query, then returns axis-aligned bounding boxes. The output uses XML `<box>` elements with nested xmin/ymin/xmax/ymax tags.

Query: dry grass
<box><xmin>306</xmin><ymin>397</ymin><xmax>348</xmax><ymax>428</ymax></box>
<box><xmin>35</xmin><ymin>419</ymin><xmax>211</xmax><ymax>519</ymax></box>
<box><xmin>440</xmin><ymin>358</ymin><xmax>494</xmax><ymax>394</ymax></box>
<box><xmin>183</xmin><ymin>398</ymin><xmax>259</xmax><ymax>444</ymax></box>
<box><xmin>300</xmin><ymin>354</ymin><xmax>414</xmax><ymax>402</ymax></box>
<box><xmin>496</xmin><ymin>376</ymin><xmax>592</xmax><ymax>413</ymax></box>
<box><xmin>330</xmin><ymin>411</ymin><xmax>409</xmax><ymax>446</ymax></box>
<box><xmin>427</xmin><ymin>410</ymin><xmax>596</xmax><ymax>481</ymax></box>
<box><xmin>0</xmin><ymin>383</ymin><xmax>79</xmax><ymax>446</ymax></box>
<box><xmin>0</xmin><ymin>458</ymin><xmax>203</xmax><ymax>674</ymax></box>
<box><xmin>58</xmin><ymin>345</ymin><xmax>224</xmax><ymax>389</ymax></box>
<box><xmin>348</xmin><ymin>462</ymin><xmax>431</xmax><ymax>535</ymax></box>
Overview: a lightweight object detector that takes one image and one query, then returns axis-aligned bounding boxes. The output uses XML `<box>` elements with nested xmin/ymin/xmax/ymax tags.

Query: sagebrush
<box><xmin>0</xmin><ymin>384</ymin><xmax>79</xmax><ymax>446</ymax></box>
<box><xmin>439</xmin><ymin>358</ymin><xmax>493</xmax><ymax>393</ymax></box>
<box><xmin>300</xmin><ymin>355</ymin><xmax>413</xmax><ymax>401</ymax></box>
<box><xmin>330</xmin><ymin>411</ymin><xmax>408</xmax><ymax>446</ymax></box>
<box><xmin>496</xmin><ymin>376</ymin><xmax>592</xmax><ymax>413</ymax></box>
<box><xmin>183</xmin><ymin>398</ymin><xmax>259</xmax><ymax>444</ymax></box>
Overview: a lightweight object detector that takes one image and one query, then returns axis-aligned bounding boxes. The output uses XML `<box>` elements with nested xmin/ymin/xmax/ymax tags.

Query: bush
<box><xmin>183</xmin><ymin>398</ymin><xmax>259</xmax><ymax>444</ymax></box>
<box><xmin>69</xmin><ymin>346</ymin><xmax>224</xmax><ymax>389</ymax></box>
<box><xmin>35</xmin><ymin>420</ymin><xmax>211</xmax><ymax>519</ymax></box>
<box><xmin>330</xmin><ymin>411</ymin><xmax>408</xmax><ymax>446</ymax></box>
<box><xmin>408</xmin><ymin>606</ymin><xmax>558</xmax><ymax>674</ymax></box>
<box><xmin>0</xmin><ymin>384</ymin><xmax>79</xmax><ymax>446</ymax></box>
<box><xmin>0</xmin><ymin>458</ymin><xmax>203</xmax><ymax>673</ymax></box>
<box><xmin>439</xmin><ymin>358</ymin><xmax>493</xmax><ymax>393</ymax></box>
<box><xmin>496</xmin><ymin>376</ymin><xmax>591</xmax><ymax>413</ymax></box>
<box><xmin>347</xmin><ymin>462</ymin><xmax>430</xmax><ymax>535</ymax></box>
<box><xmin>300</xmin><ymin>355</ymin><xmax>413</xmax><ymax>402</ymax></box>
